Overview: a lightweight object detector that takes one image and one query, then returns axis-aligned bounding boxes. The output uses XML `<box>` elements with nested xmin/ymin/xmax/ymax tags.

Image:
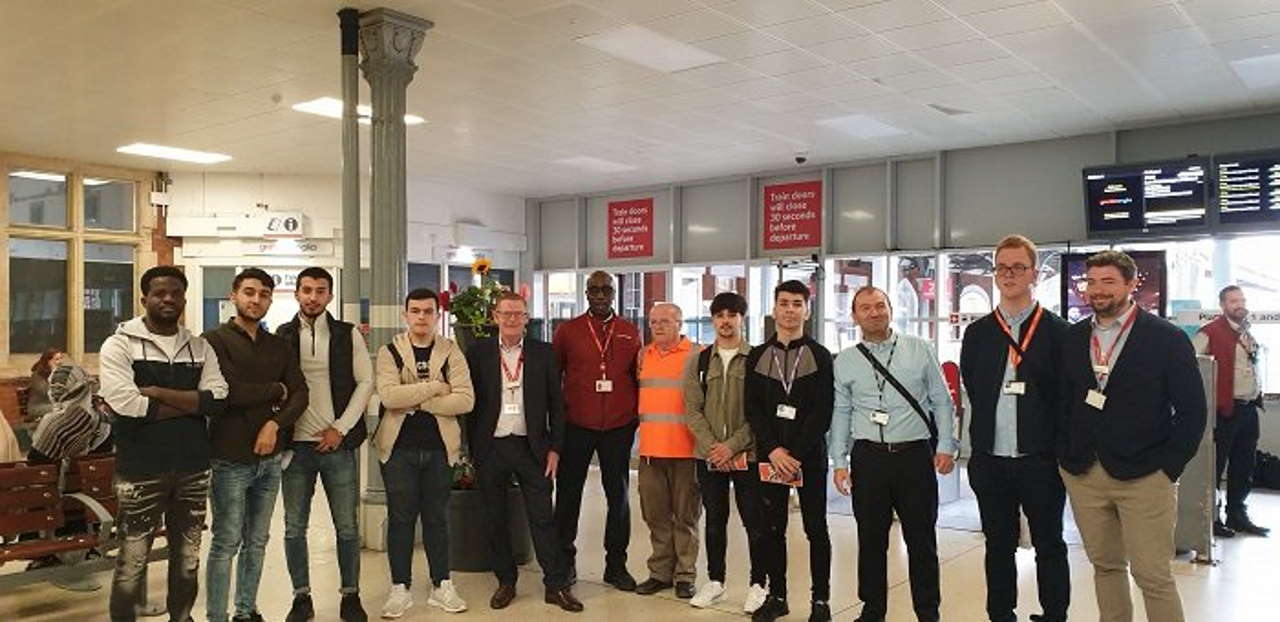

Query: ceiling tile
<box><xmin>973</xmin><ymin>71</ymin><xmax>1056</xmax><ymax>93</ymax></box>
<box><xmin>912</xmin><ymin>38</ymin><xmax>1008</xmax><ymax>66</ymax></box>
<box><xmin>963</xmin><ymin>1</ymin><xmax>1071</xmax><ymax>36</ymax></box>
<box><xmin>1197</xmin><ymin>12</ymin><xmax>1280</xmax><ymax>44</ymax></box>
<box><xmin>1052</xmin><ymin>0</ymin><xmax>1172</xmax><ymax>22</ymax></box>
<box><xmin>874</xmin><ymin>69</ymin><xmax>959</xmax><ymax>90</ymax></box>
<box><xmin>643</xmin><ymin>8</ymin><xmax>749</xmax><ymax>42</ymax></box>
<box><xmin>737</xmin><ymin>48</ymin><xmax>831</xmax><ymax>75</ymax></box>
<box><xmin>1180</xmin><ymin>0</ymin><xmax>1280</xmax><ymax>23</ymax></box>
<box><xmin>692</xmin><ymin>30</ymin><xmax>792</xmax><ymax>60</ymax></box>
<box><xmin>946</xmin><ymin>56</ymin><xmax>1033</xmax><ymax>81</ymax></box>
<box><xmin>712</xmin><ymin>0</ymin><xmax>831</xmax><ymax>28</ymax></box>
<box><xmin>804</xmin><ymin>35</ymin><xmax>900</xmax><ymax>62</ymax></box>
<box><xmin>840</xmin><ymin>0</ymin><xmax>950</xmax><ymax>32</ymax></box>
<box><xmin>763</xmin><ymin>13</ymin><xmax>868</xmax><ymax>46</ymax></box>
<box><xmin>580</xmin><ymin>0</ymin><xmax>705</xmax><ymax>22</ymax></box>
<box><xmin>777</xmin><ymin>65</ymin><xmax>862</xmax><ymax>88</ymax></box>
<box><xmin>673</xmin><ymin>62</ymin><xmax>765</xmax><ymax>87</ymax></box>
<box><xmin>516</xmin><ymin>3</ymin><xmax>625</xmax><ymax>38</ymax></box>
<box><xmin>849</xmin><ymin>53</ymin><xmax>932</xmax><ymax>78</ymax></box>
<box><xmin>880</xmin><ymin>20</ymin><xmax>981</xmax><ymax>50</ymax></box>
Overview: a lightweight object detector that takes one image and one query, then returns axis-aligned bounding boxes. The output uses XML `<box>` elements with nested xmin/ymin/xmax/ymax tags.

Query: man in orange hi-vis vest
<box><xmin>634</xmin><ymin>302</ymin><xmax>701</xmax><ymax>600</ymax></box>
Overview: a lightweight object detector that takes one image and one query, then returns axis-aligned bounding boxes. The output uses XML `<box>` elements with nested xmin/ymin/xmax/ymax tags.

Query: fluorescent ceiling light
<box><xmin>293</xmin><ymin>97</ymin><xmax>426</xmax><ymax>125</ymax></box>
<box><xmin>116</xmin><ymin>143</ymin><xmax>232</xmax><ymax>164</ymax></box>
<box><xmin>84</xmin><ymin>178</ymin><xmax>111</xmax><ymax>185</ymax></box>
<box><xmin>687</xmin><ymin>224</ymin><xmax>719</xmax><ymax>234</ymax></box>
<box><xmin>1229</xmin><ymin>53</ymin><xmax>1280</xmax><ymax>89</ymax></box>
<box><xmin>815</xmin><ymin>114</ymin><xmax>908</xmax><ymax>139</ymax></box>
<box><xmin>577</xmin><ymin>25</ymin><xmax>724</xmax><ymax>73</ymax></box>
<box><xmin>553</xmin><ymin>155</ymin><xmax>638</xmax><ymax>173</ymax></box>
<box><xmin>10</xmin><ymin>170</ymin><xmax>66</xmax><ymax>182</ymax></box>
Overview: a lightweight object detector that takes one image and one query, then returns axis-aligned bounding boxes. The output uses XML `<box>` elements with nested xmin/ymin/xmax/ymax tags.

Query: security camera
<box><xmin>794</xmin><ymin>154</ymin><xmax>808</xmax><ymax>165</ymax></box>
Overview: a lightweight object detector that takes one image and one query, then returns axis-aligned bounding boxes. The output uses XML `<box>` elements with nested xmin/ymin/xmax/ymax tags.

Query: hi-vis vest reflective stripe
<box><xmin>638</xmin><ymin>338</ymin><xmax>696</xmax><ymax>459</ymax></box>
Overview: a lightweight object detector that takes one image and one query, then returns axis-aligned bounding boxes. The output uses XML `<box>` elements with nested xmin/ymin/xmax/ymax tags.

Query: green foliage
<box><xmin>449</xmin><ymin>275</ymin><xmax>504</xmax><ymax>339</ymax></box>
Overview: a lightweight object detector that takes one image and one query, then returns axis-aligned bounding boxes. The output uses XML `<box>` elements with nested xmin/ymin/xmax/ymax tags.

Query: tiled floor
<box><xmin>3</xmin><ymin>467</ymin><xmax>1278</xmax><ymax>621</ymax></box>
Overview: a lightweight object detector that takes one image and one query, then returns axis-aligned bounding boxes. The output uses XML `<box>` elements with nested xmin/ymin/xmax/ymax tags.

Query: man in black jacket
<box><xmin>466</xmin><ymin>291</ymin><xmax>583</xmax><ymax>613</ymax></box>
<box><xmin>960</xmin><ymin>235</ymin><xmax>1070</xmax><ymax>622</ymax></box>
<box><xmin>745</xmin><ymin>280</ymin><xmax>834</xmax><ymax>622</ymax></box>
<box><xmin>1058</xmin><ymin>250</ymin><xmax>1206</xmax><ymax>622</ymax></box>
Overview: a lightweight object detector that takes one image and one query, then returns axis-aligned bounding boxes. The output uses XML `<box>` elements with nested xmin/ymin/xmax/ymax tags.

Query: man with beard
<box><xmin>1194</xmin><ymin>285</ymin><xmax>1270</xmax><ymax>537</ymax></box>
<box><xmin>1058</xmin><ymin>250</ymin><xmax>1205</xmax><ymax>622</ymax></box>
<box><xmin>99</xmin><ymin>266</ymin><xmax>228</xmax><ymax>622</ymax></box>
<box><xmin>202</xmin><ymin>267</ymin><xmax>309</xmax><ymax>622</ymax></box>
<box><xmin>276</xmin><ymin>267</ymin><xmax>376</xmax><ymax>621</ymax></box>
<box><xmin>553</xmin><ymin>270</ymin><xmax>641</xmax><ymax>590</ymax></box>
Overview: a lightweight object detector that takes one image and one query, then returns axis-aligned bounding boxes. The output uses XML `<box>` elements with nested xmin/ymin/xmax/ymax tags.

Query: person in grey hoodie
<box><xmin>98</xmin><ymin>266</ymin><xmax>228</xmax><ymax>622</ymax></box>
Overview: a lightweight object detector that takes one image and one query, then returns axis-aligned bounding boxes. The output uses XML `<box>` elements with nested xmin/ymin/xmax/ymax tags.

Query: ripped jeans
<box><xmin>110</xmin><ymin>469</ymin><xmax>211</xmax><ymax>622</ymax></box>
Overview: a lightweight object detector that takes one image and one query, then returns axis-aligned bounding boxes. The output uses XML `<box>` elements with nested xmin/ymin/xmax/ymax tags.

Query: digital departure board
<box><xmin>1216</xmin><ymin>150</ymin><xmax>1280</xmax><ymax>225</ymax></box>
<box><xmin>1083</xmin><ymin>158</ymin><xmax>1208</xmax><ymax>235</ymax></box>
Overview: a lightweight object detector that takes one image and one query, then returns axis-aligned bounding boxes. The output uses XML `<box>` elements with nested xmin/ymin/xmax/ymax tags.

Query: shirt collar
<box><xmin>997</xmin><ymin>302</ymin><xmax>1036</xmax><ymax>327</ymax></box>
<box><xmin>499</xmin><ymin>338</ymin><xmax>523</xmax><ymax>353</ymax></box>
<box><xmin>649</xmin><ymin>336</ymin><xmax>691</xmax><ymax>357</ymax></box>
<box><xmin>1092</xmin><ymin>301</ymin><xmax>1137</xmax><ymax>332</ymax></box>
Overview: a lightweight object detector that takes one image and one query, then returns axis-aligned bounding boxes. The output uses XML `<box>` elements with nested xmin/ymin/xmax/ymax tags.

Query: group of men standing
<box><xmin>96</xmin><ymin>233</ymin><xmax>1264</xmax><ymax>622</ymax></box>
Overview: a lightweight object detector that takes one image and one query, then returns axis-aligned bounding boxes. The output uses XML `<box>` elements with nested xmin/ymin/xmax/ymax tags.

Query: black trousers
<box><xmin>1216</xmin><ymin>401</ymin><xmax>1261</xmax><ymax>516</ymax></box>
<box><xmin>759</xmin><ymin>450</ymin><xmax>830</xmax><ymax>602</ymax></box>
<box><xmin>696</xmin><ymin>460</ymin><xmax>766</xmax><ymax>586</ymax></box>
<box><xmin>555</xmin><ymin>420</ymin><xmax>637</xmax><ymax>576</ymax></box>
<box><xmin>478</xmin><ymin>436</ymin><xmax>566</xmax><ymax>589</ymax></box>
<box><xmin>967</xmin><ymin>452</ymin><xmax>1070</xmax><ymax>622</ymax></box>
<box><xmin>849</xmin><ymin>440</ymin><xmax>939</xmax><ymax>621</ymax></box>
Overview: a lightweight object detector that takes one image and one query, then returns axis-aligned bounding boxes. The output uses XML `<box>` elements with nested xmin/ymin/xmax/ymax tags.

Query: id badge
<box><xmin>1085</xmin><ymin>389</ymin><xmax>1107</xmax><ymax>410</ymax></box>
<box><xmin>502</xmin><ymin>403</ymin><xmax>521</xmax><ymax>415</ymax></box>
<box><xmin>1003</xmin><ymin>381</ymin><xmax>1026</xmax><ymax>395</ymax></box>
<box><xmin>775</xmin><ymin>404</ymin><xmax>797</xmax><ymax>420</ymax></box>
<box><xmin>869</xmin><ymin>410</ymin><xmax>890</xmax><ymax>425</ymax></box>
<box><xmin>1092</xmin><ymin>364</ymin><xmax>1110</xmax><ymax>376</ymax></box>
<box><xmin>504</xmin><ymin>381</ymin><xmax>521</xmax><ymax>391</ymax></box>
<box><xmin>595</xmin><ymin>379</ymin><xmax>614</xmax><ymax>393</ymax></box>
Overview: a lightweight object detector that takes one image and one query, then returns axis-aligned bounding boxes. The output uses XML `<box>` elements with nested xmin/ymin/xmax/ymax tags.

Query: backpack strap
<box><xmin>698</xmin><ymin>346</ymin><xmax>714</xmax><ymax>396</ymax></box>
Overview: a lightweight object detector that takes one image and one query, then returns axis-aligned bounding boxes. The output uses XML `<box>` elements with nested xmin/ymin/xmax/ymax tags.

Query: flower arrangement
<box><xmin>448</xmin><ymin>257</ymin><xmax>506</xmax><ymax>340</ymax></box>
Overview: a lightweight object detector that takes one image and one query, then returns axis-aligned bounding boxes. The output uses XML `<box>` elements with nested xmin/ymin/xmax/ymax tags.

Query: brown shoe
<box><xmin>545</xmin><ymin>587</ymin><xmax>584</xmax><ymax>612</ymax></box>
<box><xmin>490</xmin><ymin>584</ymin><xmax>517</xmax><ymax>609</ymax></box>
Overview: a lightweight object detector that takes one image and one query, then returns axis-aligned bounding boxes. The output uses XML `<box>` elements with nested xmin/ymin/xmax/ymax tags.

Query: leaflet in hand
<box><xmin>709</xmin><ymin>452</ymin><xmax>749</xmax><ymax>472</ymax></box>
<box><xmin>758</xmin><ymin>462</ymin><xmax>803</xmax><ymax>487</ymax></box>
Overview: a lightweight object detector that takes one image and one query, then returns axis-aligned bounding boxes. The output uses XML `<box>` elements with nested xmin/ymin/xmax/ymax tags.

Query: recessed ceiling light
<box><xmin>293</xmin><ymin>97</ymin><xmax>426</xmax><ymax>125</ymax></box>
<box><xmin>117</xmin><ymin>143</ymin><xmax>232</xmax><ymax>164</ymax></box>
<box><xmin>577</xmin><ymin>25</ymin><xmax>724</xmax><ymax>73</ymax></box>
<box><xmin>1229</xmin><ymin>52</ymin><xmax>1280</xmax><ymax>89</ymax></box>
<box><xmin>815</xmin><ymin>114</ymin><xmax>908</xmax><ymax>139</ymax></box>
<box><xmin>10</xmin><ymin>170</ymin><xmax>66</xmax><ymax>182</ymax></box>
<box><xmin>553</xmin><ymin>155</ymin><xmax>638</xmax><ymax>173</ymax></box>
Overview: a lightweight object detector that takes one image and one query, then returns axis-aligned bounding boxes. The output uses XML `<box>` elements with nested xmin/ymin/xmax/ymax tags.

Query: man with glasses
<box><xmin>960</xmin><ymin>235</ymin><xmax>1071</xmax><ymax>622</ymax></box>
<box><xmin>634</xmin><ymin>303</ymin><xmax>701</xmax><ymax>599</ymax></box>
<box><xmin>553</xmin><ymin>270</ymin><xmax>642</xmax><ymax>590</ymax></box>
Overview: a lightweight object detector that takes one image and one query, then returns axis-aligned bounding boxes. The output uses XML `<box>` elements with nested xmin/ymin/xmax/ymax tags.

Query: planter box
<box><xmin>449</xmin><ymin>486</ymin><xmax>532</xmax><ymax>572</ymax></box>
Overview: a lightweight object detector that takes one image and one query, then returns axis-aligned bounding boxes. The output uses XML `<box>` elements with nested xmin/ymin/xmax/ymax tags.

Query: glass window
<box><xmin>8</xmin><ymin>238</ymin><xmax>68</xmax><ymax>352</ymax></box>
<box><xmin>1220</xmin><ymin>235</ymin><xmax>1280</xmax><ymax>392</ymax></box>
<box><xmin>608</xmin><ymin>270</ymin><xmax>668</xmax><ymax>342</ymax></box>
<box><xmin>408</xmin><ymin>263</ymin><xmax>441</xmax><ymax>292</ymax></box>
<box><xmin>546</xmin><ymin>271</ymin><xmax>578</xmax><ymax>338</ymax></box>
<box><xmin>824</xmin><ymin>257</ymin><xmax>887</xmax><ymax>353</ymax></box>
<box><xmin>8</xmin><ymin>169</ymin><xmax>68</xmax><ymax>227</ymax></box>
<box><xmin>750</xmin><ymin>262</ymin><xmax>819</xmax><ymax>342</ymax></box>
<box><xmin>893</xmin><ymin>254</ymin><xmax>939</xmax><ymax>343</ymax></box>
<box><xmin>672</xmin><ymin>265</ymin><xmax>747</xmax><ymax>344</ymax></box>
<box><xmin>203</xmin><ymin>266</ymin><xmax>235</xmax><ymax>332</ymax></box>
<box><xmin>84</xmin><ymin>243</ymin><xmax>134</xmax><ymax>352</ymax></box>
<box><xmin>84</xmin><ymin>178</ymin><xmax>135</xmax><ymax>231</ymax></box>
<box><xmin>940</xmin><ymin>251</ymin><xmax>994</xmax><ymax>365</ymax></box>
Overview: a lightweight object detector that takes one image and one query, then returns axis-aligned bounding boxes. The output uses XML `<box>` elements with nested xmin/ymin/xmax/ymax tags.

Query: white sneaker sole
<box><xmin>690</xmin><ymin>593</ymin><xmax>725</xmax><ymax>608</ymax></box>
<box><xmin>381</xmin><ymin>602</ymin><xmax>411</xmax><ymax>619</ymax></box>
<box><xmin>428</xmin><ymin>598</ymin><xmax>468</xmax><ymax>614</ymax></box>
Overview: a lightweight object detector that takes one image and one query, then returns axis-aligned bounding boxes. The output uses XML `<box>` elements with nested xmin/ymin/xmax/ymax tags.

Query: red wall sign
<box><xmin>763</xmin><ymin>180</ymin><xmax>822</xmax><ymax>250</ymax></box>
<box><xmin>607</xmin><ymin>197</ymin><xmax>654</xmax><ymax>259</ymax></box>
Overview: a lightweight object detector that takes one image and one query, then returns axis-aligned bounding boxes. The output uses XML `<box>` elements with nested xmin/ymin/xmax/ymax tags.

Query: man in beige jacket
<box><xmin>374</xmin><ymin>288</ymin><xmax>474</xmax><ymax>619</ymax></box>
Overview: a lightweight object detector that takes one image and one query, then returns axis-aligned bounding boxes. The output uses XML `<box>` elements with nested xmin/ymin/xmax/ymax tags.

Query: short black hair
<box><xmin>140</xmin><ymin>265</ymin><xmax>187</xmax><ymax>295</ymax></box>
<box><xmin>405</xmin><ymin>288</ymin><xmax>439</xmax><ymax>309</ymax></box>
<box><xmin>233</xmin><ymin>267</ymin><xmax>275</xmax><ymax>292</ymax></box>
<box><xmin>774</xmin><ymin>279</ymin><xmax>810</xmax><ymax>303</ymax></box>
<box><xmin>1085</xmin><ymin>250</ymin><xmax>1137</xmax><ymax>282</ymax></box>
<box><xmin>710</xmin><ymin>291</ymin><xmax>747</xmax><ymax>316</ymax></box>
<box><xmin>1219</xmin><ymin>285</ymin><xmax>1243</xmax><ymax>304</ymax></box>
<box><xmin>296</xmin><ymin>266</ymin><xmax>333</xmax><ymax>289</ymax></box>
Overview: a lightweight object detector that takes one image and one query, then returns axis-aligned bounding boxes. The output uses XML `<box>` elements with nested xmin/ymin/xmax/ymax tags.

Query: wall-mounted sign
<box><xmin>607</xmin><ymin>197</ymin><xmax>654</xmax><ymax>259</ymax></box>
<box><xmin>246</xmin><ymin>239</ymin><xmax>334</xmax><ymax>257</ymax></box>
<box><xmin>763</xmin><ymin>180</ymin><xmax>822</xmax><ymax>250</ymax></box>
<box><xmin>262</xmin><ymin>211</ymin><xmax>306</xmax><ymax>238</ymax></box>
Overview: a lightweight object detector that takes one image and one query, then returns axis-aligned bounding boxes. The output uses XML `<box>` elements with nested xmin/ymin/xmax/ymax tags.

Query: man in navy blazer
<box><xmin>1057</xmin><ymin>250</ymin><xmax>1206</xmax><ymax>622</ymax></box>
<box><xmin>465</xmin><ymin>291</ymin><xmax>582</xmax><ymax>613</ymax></box>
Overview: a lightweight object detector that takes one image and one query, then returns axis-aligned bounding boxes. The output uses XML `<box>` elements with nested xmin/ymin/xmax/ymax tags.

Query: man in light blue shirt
<box><xmin>830</xmin><ymin>286</ymin><xmax>955</xmax><ymax>622</ymax></box>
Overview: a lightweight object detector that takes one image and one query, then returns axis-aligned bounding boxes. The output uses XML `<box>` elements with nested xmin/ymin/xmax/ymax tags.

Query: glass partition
<box><xmin>672</xmin><ymin>264</ymin><xmax>747</xmax><ymax>344</ymax></box>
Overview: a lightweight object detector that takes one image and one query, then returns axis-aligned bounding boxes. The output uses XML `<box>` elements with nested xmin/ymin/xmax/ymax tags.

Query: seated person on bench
<box><xmin>26</xmin><ymin>361</ymin><xmax>112</xmax><ymax>464</ymax></box>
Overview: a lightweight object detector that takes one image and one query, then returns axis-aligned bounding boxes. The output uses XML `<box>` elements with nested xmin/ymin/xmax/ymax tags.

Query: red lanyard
<box><xmin>586</xmin><ymin>316</ymin><xmax>615</xmax><ymax>375</ymax></box>
<box><xmin>994</xmin><ymin>303</ymin><xmax>1045</xmax><ymax>369</ymax></box>
<box><xmin>1091</xmin><ymin>307</ymin><xmax>1138</xmax><ymax>381</ymax></box>
<box><xmin>500</xmin><ymin>347</ymin><xmax>524</xmax><ymax>385</ymax></box>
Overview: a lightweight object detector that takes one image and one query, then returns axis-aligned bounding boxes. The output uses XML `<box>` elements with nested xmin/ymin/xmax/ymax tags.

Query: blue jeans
<box><xmin>206</xmin><ymin>455</ymin><xmax>283</xmax><ymax>622</ymax></box>
<box><xmin>380</xmin><ymin>447</ymin><xmax>452</xmax><ymax>587</ymax></box>
<box><xmin>282</xmin><ymin>444</ymin><xmax>361</xmax><ymax>595</ymax></box>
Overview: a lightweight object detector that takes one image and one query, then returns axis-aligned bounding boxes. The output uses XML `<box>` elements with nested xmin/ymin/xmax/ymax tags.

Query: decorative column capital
<box><xmin>358</xmin><ymin>8</ymin><xmax>432</xmax><ymax>72</ymax></box>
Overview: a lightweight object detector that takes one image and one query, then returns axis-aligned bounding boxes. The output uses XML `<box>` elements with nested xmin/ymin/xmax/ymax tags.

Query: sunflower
<box><xmin>471</xmin><ymin>257</ymin><xmax>492</xmax><ymax>276</ymax></box>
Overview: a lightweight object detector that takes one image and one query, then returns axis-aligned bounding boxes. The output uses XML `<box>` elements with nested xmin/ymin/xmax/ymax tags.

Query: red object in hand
<box><xmin>439</xmin><ymin>290</ymin><xmax>451</xmax><ymax>310</ymax></box>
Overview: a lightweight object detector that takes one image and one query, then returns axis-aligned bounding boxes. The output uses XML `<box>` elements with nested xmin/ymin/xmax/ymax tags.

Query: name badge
<box><xmin>595</xmin><ymin>379</ymin><xmax>614</xmax><ymax>393</ymax></box>
<box><xmin>1003</xmin><ymin>381</ymin><xmax>1026</xmax><ymax>395</ymax></box>
<box><xmin>1086</xmin><ymin>389</ymin><xmax>1107</xmax><ymax>410</ymax></box>
<box><xmin>776</xmin><ymin>404</ymin><xmax>797</xmax><ymax>420</ymax></box>
<box><xmin>504</xmin><ymin>381</ymin><xmax>521</xmax><ymax>391</ymax></box>
<box><xmin>1092</xmin><ymin>364</ymin><xmax>1110</xmax><ymax>375</ymax></box>
<box><xmin>502</xmin><ymin>403</ymin><xmax>521</xmax><ymax>415</ymax></box>
<box><xmin>869</xmin><ymin>410</ymin><xmax>890</xmax><ymax>425</ymax></box>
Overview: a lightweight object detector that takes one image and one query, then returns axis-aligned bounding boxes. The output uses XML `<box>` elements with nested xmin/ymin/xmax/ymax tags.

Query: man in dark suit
<box><xmin>1058</xmin><ymin>250</ymin><xmax>1206</xmax><ymax>622</ymax></box>
<box><xmin>466</xmin><ymin>291</ymin><xmax>583</xmax><ymax>613</ymax></box>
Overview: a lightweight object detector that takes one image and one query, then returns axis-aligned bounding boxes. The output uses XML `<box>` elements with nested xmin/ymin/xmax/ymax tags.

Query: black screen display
<box><xmin>1084</xmin><ymin>159</ymin><xmax>1207</xmax><ymax>234</ymax></box>
<box><xmin>1216</xmin><ymin>151</ymin><xmax>1280</xmax><ymax>225</ymax></box>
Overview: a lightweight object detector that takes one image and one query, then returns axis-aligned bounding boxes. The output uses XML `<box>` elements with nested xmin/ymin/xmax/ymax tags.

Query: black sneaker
<box><xmin>603</xmin><ymin>567</ymin><xmax>637</xmax><ymax>591</ymax></box>
<box><xmin>751</xmin><ymin>596</ymin><xmax>789</xmax><ymax>622</ymax></box>
<box><xmin>1214</xmin><ymin>520</ymin><xmax>1236</xmax><ymax>538</ymax></box>
<box><xmin>232</xmin><ymin>613</ymin><xmax>265</xmax><ymax>622</ymax></box>
<box><xmin>286</xmin><ymin>593</ymin><xmax>314</xmax><ymax>622</ymax></box>
<box><xmin>340</xmin><ymin>593</ymin><xmax>367</xmax><ymax>621</ymax></box>
<box><xmin>1227</xmin><ymin>512</ymin><xmax>1271</xmax><ymax>537</ymax></box>
<box><xmin>809</xmin><ymin>600</ymin><xmax>831</xmax><ymax>622</ymax></box>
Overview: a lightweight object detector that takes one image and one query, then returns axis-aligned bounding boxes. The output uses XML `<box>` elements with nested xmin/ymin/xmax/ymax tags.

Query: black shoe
<box><xmin>675</xmin><ymin>581</ymin><xmax>695</xmax><ymax>599</ymax></box>
<box><xmin>340</xmin><ymin>593</ymin><xmax>367</xmax><ymax>621</ymax></box>
<box><xmin>1214</xmin><ymin>520</ymin><xmax>1237</xmax><ymax>538</ymax></box>
<box><xmin>752</xmin><ymin>596</ymin><xmax>789</xmax><ymax>622</ymax></box>
<box><xmin>232</xmin><ymin>614</ymin><xmax>265</xmax><ymax>622</ymax></box>
<box><xmin>809</xmin><ymin>600</ymin><xmax>831</xmax><ymax>622</ymax></box>
<box><xmin>1227</xmin><ymin>513</ymin><xmax>1271</xmax><ymax>537</ymax></box>
<box><xmin>603</xmin><ymin>567</ymin><xmax>637</xmax><ymax>591</ymax></box>
<box><xmin>1030</xmin><ymin>615</ymin><xmax>1066</xmax><ymax>622</ymax></box>
<box><xmin>635</xmin><ymin>577</ymin><xmax>673</xmax><ymax>595</ymax></box>
<box><xmin>286</xmin><ymin>593</ymin><xmax>314</xmax><ymax>622</ymax></box>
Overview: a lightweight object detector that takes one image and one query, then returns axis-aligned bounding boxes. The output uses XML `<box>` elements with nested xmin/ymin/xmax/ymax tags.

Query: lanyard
<box><xmin>994</xmin><ymin>303</ymin><xmax>1045</xmax><ymax>370</ymax></box>
<box><xmin>500</xmin><ymin>347</ymin><xmax>524</xmax><ymax>389</ymax></box>
<box><xmin>871</xmin><ymin>336</ymin><xmax>899</xmax><ymax>404</ymax></box>
<box><xmin>771</xmin><ymin>344</ymin><xmax>802</xmax><ymax>397</ymax></box>
<box><xmin>1091</xmin><ymin>308</ymin><xmax>1138</xmax><ymax>383</ymax></box>
<box><xmin>586</xmin><ymin>316</ymin><xmax>615</xmax><ymax>377</ymax></box>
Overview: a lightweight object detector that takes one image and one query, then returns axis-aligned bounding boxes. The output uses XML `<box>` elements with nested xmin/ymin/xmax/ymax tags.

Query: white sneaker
<box><xmin>428</xmin><ymin>579</ymin><xmax>468</xmax><ymax>613</ymax></box>
<box><xmin>743</xmin><ymin>583</ymin><xmax>768</xmax><ymax>614</ymax></box>
<box><xmin>381</xmin><ymin>584</ymin><xmax>413</xmax><ymax>619</ymax></box>
<box><xmin>690</xmin><ymin>581</ymin><xmax>726</xmax><ymax>608</ymax></box>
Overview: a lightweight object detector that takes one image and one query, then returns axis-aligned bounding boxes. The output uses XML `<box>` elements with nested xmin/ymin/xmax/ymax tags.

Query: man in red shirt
<box><xmin>553</xmin><ymin>270</ymin><xmax>641</xmax><ymax>591</ymax></box>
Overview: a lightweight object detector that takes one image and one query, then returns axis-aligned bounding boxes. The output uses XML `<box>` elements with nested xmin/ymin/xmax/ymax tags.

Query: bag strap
<box><xmin>387</xmin><ymin>343</ymin><xmax>406</xmax><ymax>371</ymax></box>
<box><xmin>855</xmin><ymin>343</ymin><xmax>938</xmax><ymax>445</ymax></box>
<box><xmin>698</xmin><ymin>346</ymin><xmax>714</xmax><ymax>396</ymax></box>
